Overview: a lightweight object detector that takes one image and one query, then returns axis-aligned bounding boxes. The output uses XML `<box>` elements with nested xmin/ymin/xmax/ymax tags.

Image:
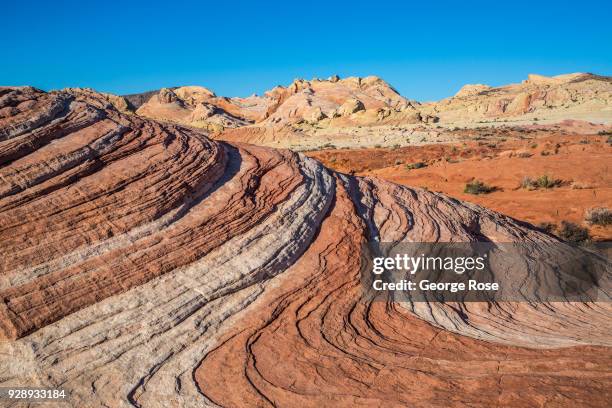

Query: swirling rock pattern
<box><xmin>0</xmin><ymin>87</ymin><xmax>610</xmax><ymax>407</ymax></box>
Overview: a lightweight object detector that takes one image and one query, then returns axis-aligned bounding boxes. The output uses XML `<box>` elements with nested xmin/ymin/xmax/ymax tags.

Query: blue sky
<box><xmin>2</xmin><ymin>0</ymin><xmax>611</xmax><ymax>101</ymax></box>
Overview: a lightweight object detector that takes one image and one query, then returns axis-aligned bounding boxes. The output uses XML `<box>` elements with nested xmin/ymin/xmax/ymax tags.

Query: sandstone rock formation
<box><xmin>0</xmin><ymin>86</ymin><xmax>610</xmax><ymax>407</ymax></box>
<box><xmin>215</xmin><ymin>75</ymin><xmax>427</xmax><ymax>148</ymax></box>
<box><xmin>422</xmin><ymin>73</ymin><xmax>612</xmax><ymax>124</ymax></box>
<box><xmin>129</xmin><ymin>73</ymin><xmax>611</xmax><ymax>150</ymax></box>
<box><xmin>259</xmin><ymin>75</ymin><xmax>415</xmax><ymax>125</ymax></box>
<box><xmin>135</xmin><ymin>85</ymin><xmax>267</xmax><ymax>131</ymax></box>
<box><xmin>338</xmin><ymin>97</ymin><xmax>365</xmax><ymax>116</ymax></box>
<box><xmin>66</xmin><ymin>87</ymin><xmax>132</xmax><ymax>113</ymax></box>
<box><xmin>454</xmin><ymin>83</ymin><xmax>492</xmax><ymax>97</ymax></box>
<box><xmin>134</xmin><ymin>75</ymin><xmax>425</xmax><ymax>131</ymax></box>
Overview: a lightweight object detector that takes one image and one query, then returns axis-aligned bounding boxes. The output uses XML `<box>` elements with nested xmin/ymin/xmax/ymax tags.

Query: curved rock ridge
<box><xmin>0</xmin><ymin>86</ymin><xmax>610</xmax><ymax>407</ymax></box>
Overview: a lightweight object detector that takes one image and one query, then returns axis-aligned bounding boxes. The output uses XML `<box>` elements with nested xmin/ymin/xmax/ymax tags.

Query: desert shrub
<box><xmin>521</xmin><ymin>175</ymin><xmax>562</xmax><ymax>190</ymax></box>
<box><xmin>405</xmin><ymin>162</ymin><xmax>426</xmax><ymax>170</ymax></box>
<box><xmin>464</xmin><ymin>180</ymin><xmax>495</xmax><ymax>195</ymax></box>
<box><xmin>538</xmin><ymin>175</ymin><xmax>562</xmax><ymax>188</ymax></box>
<box><xmin>537</xmin><ymin>222</ymin><xmax>556</xmax><ymax>233</ymax></box>
<box><xmin>570</xmin><ymin>181</ymin><xmax>591</xmax><ymax>189</ymax></box>
<box><xmin>557</xmin><ymin>221</ymin><xmax>590</xmax><ymax>243</ymax></box>
<box><xmin>392</xmin><ymin>144</ymin><xmax>401</xmax><ymax>149</ymax></box>
<box><xmin>521</xmin><ymin>177</ymin><xmax>535</xmax><ymax>190</ymax></box>
<box><xmin>585</xmin><ymin>207</ymin><xmax>612</xmax><ymax>226</ymax></box>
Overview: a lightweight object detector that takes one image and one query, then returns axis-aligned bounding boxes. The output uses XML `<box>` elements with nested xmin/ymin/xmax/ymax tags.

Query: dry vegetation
<box><xmin>308</xmin><ymin>132</ymin><xmax>612</xmax><ymax>241</ymax></box>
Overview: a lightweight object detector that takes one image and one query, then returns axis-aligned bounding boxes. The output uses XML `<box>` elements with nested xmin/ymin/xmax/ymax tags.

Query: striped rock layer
<box><xmin>0</xmin><ymin>87</ymin><xmax>610</xmax><ymax>407</ymax></box>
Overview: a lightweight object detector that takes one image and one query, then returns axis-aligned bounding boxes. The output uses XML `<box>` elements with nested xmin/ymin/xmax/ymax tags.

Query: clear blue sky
<box><xmin>2</xmin><ymin>0</ymin><xmax>611</xmax><ymax>101</ymax></box>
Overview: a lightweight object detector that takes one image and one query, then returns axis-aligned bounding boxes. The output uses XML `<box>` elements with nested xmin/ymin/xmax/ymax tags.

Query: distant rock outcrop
<box><xmin>423</xmin><ymin>73</ymin><xmax>612</xmax><ymax>124</ymax></box>
<box><xmin>126</xmin><ymin>73</ymin><xmax>611</xmax><ymax>149</ymax></box>
<box><xmin>454</xmin><ymin>84</ymin><xmax>492</xmax><ymax>97</ymax></box>
<box><xmin>217</xmin><ymin>75</ymin><xmax>429</xmax><ymax>147</ymax></box>
<box><xmin>135</xmin><ymin>85</ymin><xmax>255</xmax><ymax>131</ymax></box>
<box><xmin>258</xmin><ymin>75</ymin><xmax>415</xmax><ymax>125</ymax></box>
<box><xmin>338</xmin><ymin>97</ymin><xmax>365</xmax><ymax>116</ymax></box>
<box><xmin>0</xmin><ymin>86</ymin><xmax>610</xmax><ymax>407</ymax></box>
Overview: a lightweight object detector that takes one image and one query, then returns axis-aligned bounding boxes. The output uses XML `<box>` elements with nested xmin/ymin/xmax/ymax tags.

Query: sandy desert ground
<box><xmin>308</xmin><ymin>128</ymin><xmax>612</xmax><ymax>241</ymax></box>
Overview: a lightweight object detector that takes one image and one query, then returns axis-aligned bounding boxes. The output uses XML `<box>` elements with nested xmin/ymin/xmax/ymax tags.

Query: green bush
<box><xmin>464</xmin><ymin>180</ymin><xmax>495</xmax><ymax>195</ymax></box>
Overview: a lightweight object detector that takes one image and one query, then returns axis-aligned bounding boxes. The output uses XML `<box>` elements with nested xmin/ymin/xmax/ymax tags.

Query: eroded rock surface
<box><xmin>421</xmin><ymin>73</ymin><xmax>612</xmax><ymax>124</ymax></box>
<box><xmin>215</xmin><ymin>73</ymin><xmax>612</xmax><ymax>151</ymax></box>
<box><xmin>135</xmin><ymin>86</ymin><xmax>257</xmax><ymax>131</ymax></box>
<box><xmin>128</xmin><ymin>73</ymin><xmax>611</xmax><ymax>150</ymax></box>
<box><xmin>0</xmin><ymin>86</ymin><xmax>610</xmax><ymax>407</ymax></box>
